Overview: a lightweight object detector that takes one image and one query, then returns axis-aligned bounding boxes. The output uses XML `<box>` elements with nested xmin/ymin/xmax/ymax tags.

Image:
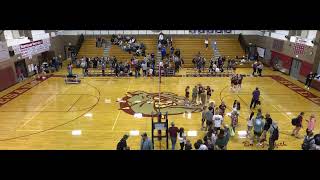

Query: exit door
<box><xmin>290</xmin><ymin>59</ymin><xmax>301</xmax><ymax>79</ymax></box>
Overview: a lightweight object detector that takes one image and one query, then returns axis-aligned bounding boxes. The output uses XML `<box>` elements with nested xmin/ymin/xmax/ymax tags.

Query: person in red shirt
<box><xmin>168</xmin><ymin>122</ymin><xmax>179</xmax><ymax>150</ymax></box>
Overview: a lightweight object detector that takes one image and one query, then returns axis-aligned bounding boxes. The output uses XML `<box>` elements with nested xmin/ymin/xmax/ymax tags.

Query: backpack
<box><xmin>291</xmin><ymin>117</ymin><xmax>298</xmax><ymax>126</ymax></box>
<box><xmin>302</xmin><ymin>137</ymin><xmax>314</xmax><ymax>150</ymax></box>
<box><xmin>272</xmin><ymin>125</ymin><xmax>279</xmax><ymax>140</ymax></box>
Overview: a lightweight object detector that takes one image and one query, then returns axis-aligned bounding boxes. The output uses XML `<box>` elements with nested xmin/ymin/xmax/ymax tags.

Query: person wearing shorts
<box><xmin>292</xmin><ymin>112</ymin><xmax>304</xmax><ymax>138</ymax></box>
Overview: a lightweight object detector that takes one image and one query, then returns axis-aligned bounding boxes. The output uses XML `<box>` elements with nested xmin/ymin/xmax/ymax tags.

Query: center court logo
<box><xmin>118</xmin><ymin>91</ymin><xmax>203</xmax><ymax>117</ymax></box>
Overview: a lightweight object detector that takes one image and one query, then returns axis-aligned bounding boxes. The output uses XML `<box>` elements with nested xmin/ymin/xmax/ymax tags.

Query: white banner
<box><xmin>257</xmin><ymin>47</ymin><xmax>265</xmax><ymax>58</ymax></box>
<box><xmin>290</xmin><ymin>36</ymin><xmax>313</xmax><ymax>46</ymax></box>
<box><xmin>0</xmin><ymin>41</ymin><xmax>10</xmax><ymax>62</ymax></box>
<box><xmin>13</xmin><ymin>38</ymin><xmax>51</xmax><ymax>58</ymax></box>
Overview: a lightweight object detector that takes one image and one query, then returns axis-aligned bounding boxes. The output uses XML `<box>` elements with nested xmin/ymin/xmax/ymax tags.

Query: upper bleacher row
<box><xmin>77</xmin><ymin>35</ymin><xmax>245</xmax><ymax>68</ymax></box>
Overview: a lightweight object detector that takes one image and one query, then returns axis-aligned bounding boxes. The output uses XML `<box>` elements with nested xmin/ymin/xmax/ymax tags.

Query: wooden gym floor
<box><xmin>0</xmin><ymin>66</ymin><xmax>319</xmax><ymax>150</ymax></box>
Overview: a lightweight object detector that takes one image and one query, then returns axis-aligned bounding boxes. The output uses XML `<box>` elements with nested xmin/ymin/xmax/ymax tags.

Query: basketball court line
<box><xmin>17</xmin><ymin>94</ymin><xmax>58</xmax><ymax>129</ymax></box>
<box><xmin>67</xmin><ymin>95</ymin><xmax>82</xmax><ymax>112</ymax></box>
<box><xmin>111</xmin><ymin>78</ymin><xmax>131</xmax><ymax>131</ymax></box>
<box><xmin>0</xmin><ymin>82</ymin><xmax>101</xmax><ymax>142</ymax></box>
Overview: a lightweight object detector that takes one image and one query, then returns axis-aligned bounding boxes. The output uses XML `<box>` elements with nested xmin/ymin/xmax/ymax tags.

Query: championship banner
<box><xmin>293</xmin><ymin>43</ymin><xmax>306</xmax><ymax>55</ymax></box>
<box><xmin>12</xmin><ymin>38</ymin><xmax>51</xmax><ymax>58</ymax></box>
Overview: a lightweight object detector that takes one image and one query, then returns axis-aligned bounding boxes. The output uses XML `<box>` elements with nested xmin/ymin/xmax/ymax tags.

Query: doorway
<box><xmin>290</xmin><ymin>59</ymin><xmax>302</xmax><ymax>79</ymax></box>
<box><xmin>14</xmin><ymin>59</ymin><xmax>28</xmax><ymax>79</ymax></box>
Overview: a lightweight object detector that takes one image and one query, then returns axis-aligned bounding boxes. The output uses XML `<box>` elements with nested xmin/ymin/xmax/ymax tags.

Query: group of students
<box><xmin>31</xmin><ymin>57</ymin><xmax>63</xmax><ymax>80</ymax></box>
<box><xmin>95</xmin><ymin>36</ymin><xmax>106</xmax><ymax>48</ymax></box>
<box><xmin>192</xmin><ymin>54</ymin><xmax>207</xmax><ymax>72</ymax></box>
<box><xmin>116</xmin><ymin>87</ymin><xmax>319</xmax><ymax>150</ymax></box>
<box><xmin>158</xmin><ymin>32</ymin><xmax>173</xmax><ymax>47</ymax></box>
<box><xmin>230</xmin><ymin>74</ymin><xmax>244</xmax><ymax>92</ymax></box>
<box><xmin>193</xmin><ymin>55</ymin><xmax>239</xmax><ymax>74</ymax></box>
<box><xmin>185</xmin><ymin>84</ymin><xmax>213</xmax><ymax>106</ymax></box>
<box><xmin>78</xmin><ymin>53</ymin><xmax>158</xmax><ymax>77</ymax></box>
<box><xmin>111</xmin><ymin>34</ymin><xmax>146</xmax><ymax>56</ymax></box>
<box><xmin>245</xmin><ymin>109</ymin><xmax>279</xmax><ymax>149</ymax></box>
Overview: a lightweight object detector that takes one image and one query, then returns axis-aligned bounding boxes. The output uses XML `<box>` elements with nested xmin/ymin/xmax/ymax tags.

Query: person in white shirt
<box><xmin>204</xmin><ymin>38</ymin><xmax>209</xmax><ymax>50</ymax></box>
<box><xmin>247</xmin><ymin>111</ymin><xmax>254</xmax><ymax>138</ymax></box>
<box><xmin>198</xmin><ymin>143</ymin><xmax>208</xmax><ymax>150</ymax></box>
<box><xmin>257</xmin><ymin>62</ymin><xmax>263</xmax><ymax>76</ymax></box>
<box><xmin>159</xmin><ymin>61</ymin><xmax>164</xmax><ymax>68</ymax></box>
<box><xmin>213</xmin><ymin>111</ymin><xmax>223</xmax><ymax>132</ymax></box>
<box><xmin>141</xmin><ymin>62</ymin><xmax>148</xmax><ymax>76</ymax></box>
<box><xmin>177</xmin><ymin>127</ymin><xmax>187</xmax><ymax>150</ymax></box>
<box><xmin>149</xmin><ymin>68</ymin><xmax>153</xmax><ymax>77</ymax></box>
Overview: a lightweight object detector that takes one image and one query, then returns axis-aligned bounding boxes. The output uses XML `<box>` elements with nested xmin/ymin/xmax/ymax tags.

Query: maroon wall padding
<box><xmin>299</xmin><ymin>61</ymin><xmax>313</xmax><ymax>77</ymax></box>
<box><xmin>0</xmin><ymin>67</ymin><xmax>16</xmax><ymax>91</ymax></box>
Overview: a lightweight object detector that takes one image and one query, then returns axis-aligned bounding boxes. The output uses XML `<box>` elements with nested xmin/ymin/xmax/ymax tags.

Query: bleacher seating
<box><xmin>77</xmin><ymin>38</ymin><xmax>105</xmax><ymax>58</ymax></box>
<box><xmin>172</xmin><ymin>36</ymin><xmax>214</xmax><ymax>68</ymax></box>
<box><xmin>214</xmin><ymin>36</ymin><xmax>245</xmax><ymax>58</ymax></box>
<box><xmin>109</xmin><ymin>36</ymin><xmax>158</xmax><ymax>61</ymax></box>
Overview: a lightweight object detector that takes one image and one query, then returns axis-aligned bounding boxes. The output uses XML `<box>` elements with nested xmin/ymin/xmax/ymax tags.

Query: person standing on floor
<box><xmin>117</xmin><ymin>134</ymin><xmax>130</xmax><ymax>150</ymax></box>
<box><xmin>305</xmin><ymin>72</ymin><xmax>314</xmax><ymax>90</ymax></box>
<box><xmin>257</xmin><ymin>62</ymin><xmax>263</xmax><ymax>76</ymax></box>
<box><xmin>251</xmin><ymin>114</ymin><xmax>265</xmax><ymax>145</ymax></box>
<box><xmin>206</xmin><ymin>86</ymin><xmax>213</xmax><ymax>103</ymax></box>
<box><xmin>219</xmin><ymin>101</ymin><xmax>227</xmax><ymax>117</ymax></box>
<box><xmin>168</xmin><ymin>122</ymin><xmax>180</xmax><ymax>150</ymax></box>
<box><xmin>197</xmin><ymin>84</ymin><xmax>203</xmax><ymax>104</ymax></box>
<box><xmin>201</xmin><ymin>106</ymin><xmax>207</xmax><ymax>130</ymax></box>
<box><xmin>200</xmin><ymin>87</ymin><xmax>207</xmax><ymax>106</ymax></box>
<box><xmin>101</xmin><ymin>62</ymin><xmax>106</xmax><ymax>76</ymax></box>
<box><xmin>185</xmin><ymin>86</ymin><xmax>190</xmax><ymax>100</ymax></box>
<box><xmin>252</xmin><ymin>61</ymin><xmax>258</xmax><ymax>76</ymax></box>
<box><xmin>250</xmin><ymin>87</ymin><xmax>260</xmax><ymax>109</ymax></box>
<box><xmin>233</xmin><ymin>100</ymin><xmax>241</xmax><ymax>113</ymax></box>
<box><xmin>213</xmin><ymin>110</ymin><xmax>223</xmax><ymax>132</ymax></box>
<box><xmin>178</xmin><ymin>127</ymin><xmax>187</xmax><ymax>150</ymax></box>
<box><xmin>185</xmin><ymin>86</ymin><xmax>190</xmax><ymax>105</ymax></box>
<box><xmin>204</xmin><ymin>38</ymin><xmax>209</xmax><ymax>50</ymax></box>
<box><xmin>306</xmin><ymin>114</ymin><xmax>316</xmax><ymax>135</ymax></box>
<box><xmin>140</xmin><ymin>133</ymin><xmax>153</xmax><ymax>150</ymax></box>
<box><xmin>230</xmin><ymin>109</ymin><xmax>239</xmax><ymax>133</ymax></box>
<box><xmin>247</xmin><ymin>111</ymin><xmax>254</xmax><ymax>138</ymax></box>
<box><xmin>259</xmin><ymin>113</ymin><xmax>273</xmax><ymax>144</ymax></box>
<box><xmin>67</xmin><ymin>63</ymin><xmax>73</xmax><ymax>76</ymax></box>
<box><xmin>291</xmin><ymin>112</ymin><xmax>304</xmax><ymax>138</ymax></box>
<box><xmin>192</xmin><ymin>85</ymin><xmax>198</xmax><ymax>104</ymax></box>
<box><xmin>142</xmin><ymin>62</ymin><xmax>147</xmax><ymax>77</ymax></box>
<box><xmin>268</xmin><ymin>121</ymin><xmax>279</xmax><ymax>150</ymax></box>
<box><xmin>205</xmin><ymin>106</ymin><xmax>214</xmax><ymax>131</ymax></box>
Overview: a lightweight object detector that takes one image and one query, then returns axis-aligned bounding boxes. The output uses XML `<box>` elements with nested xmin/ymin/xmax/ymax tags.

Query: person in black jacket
<box><xmin>305</xmin><ymin>72</ymin><xmax>314</xmax><ymax>90</ymax></box>
<box><xmin>116</xmin><ymin>134</ymin><xmax>130</xmax><ymax>150</ymax></box>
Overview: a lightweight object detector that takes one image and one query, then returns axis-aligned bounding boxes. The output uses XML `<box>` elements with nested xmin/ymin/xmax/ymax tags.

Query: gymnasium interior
<box><xmin>0</xmin><ymin>30</ymin><xmax>319</xmax><ymax>150</ymax></box>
